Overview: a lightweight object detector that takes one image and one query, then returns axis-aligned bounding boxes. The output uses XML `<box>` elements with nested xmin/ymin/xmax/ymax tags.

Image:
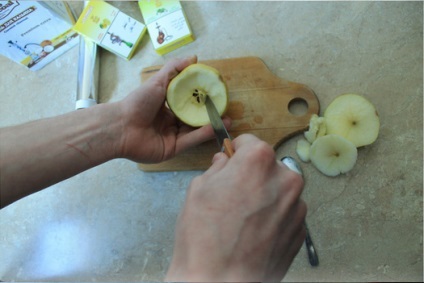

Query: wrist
<box><xmin>94</xmin><ymin>101</ymin><xmax>126</xmax><ymax>161</ymax></box>
<box><xmin>71</xmin><ymin>101</ymin><xmax>125</xmax><ymax>164</ymax></box>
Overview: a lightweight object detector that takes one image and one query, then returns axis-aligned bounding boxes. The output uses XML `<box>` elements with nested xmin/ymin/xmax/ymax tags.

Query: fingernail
<box><xmin>281</xmin><ymin>156</ymin><xmax>303</xmax><ymax>176</ymax></box>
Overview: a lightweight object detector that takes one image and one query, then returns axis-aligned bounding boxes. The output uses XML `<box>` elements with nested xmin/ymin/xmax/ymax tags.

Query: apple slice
<box><xmin>304</xmin><ymin>114</ymin><xmax>326</xmax><ymax>143</ymax></box>
<box><xmin>309</xmin><ymin>134</ymin><xmax>358</xmax><ymax>177</ymax></box>
<box><xmin>324</xmin><ymin>94</ymin><xmax>379</xmax><ymax>147</ymax></box>
<box><xmin>296</xmin><ymin>139</ymin><xmax>311</xmax><ymax>162</ymax></box>
<box><xmin>166</xmin><ymin>64</ymin><xmax>228</xmax><ymax>127</ymax></box>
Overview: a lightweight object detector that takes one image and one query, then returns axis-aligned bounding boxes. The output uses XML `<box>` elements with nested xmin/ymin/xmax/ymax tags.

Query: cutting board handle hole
<box><xmin>288</xmin><ymin>98</ymin><xmax>308</xmax><ymax>116</ymax></box>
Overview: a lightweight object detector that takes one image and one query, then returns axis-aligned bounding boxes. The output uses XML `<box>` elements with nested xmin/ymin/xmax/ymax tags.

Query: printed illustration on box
<box><xmin>138</xmin><ymin>0</ymin><xmax>194</xmax><ymax>55</ymax></box>
<box><xmin>105</xmin><ymin>16</ymin><xmax>137</xmax><ymax>48</ymax></box>
<box><xmin>107</xmin><ymin>32</ymin><xmax>133</xmax><ymax>48</ymax></box>
<box><xmin>122</xmin><ymin>16</ymin><xmax>137</xmax><ymax>32</ymax></box>
<box><xmin>155</xmin><ymin>22</ymin><xmax>172</xmax><ymax>44</ymax></box>
<box><xmin>156</xmin><ymin>7</ymin><xmax>167</xmax><ymax>16</ymax></box>
<box><xmin>100</xmin><ymin>12</ymin><xmax>139</xmax><ymax>55</ymax></box>
<box><xmin>0</xmin><ymin>1</ymin><xmax>78</xmax><ymax>70</ymax></box>
<box><xmin>73</xmin><ymin>1</ymin><xmax>146</xmax><ymax>60</ymax></box>
<box><xmin>8</xmin><ymin>39</ymin><xmax>54</xmax><ymax>65</ymax></box>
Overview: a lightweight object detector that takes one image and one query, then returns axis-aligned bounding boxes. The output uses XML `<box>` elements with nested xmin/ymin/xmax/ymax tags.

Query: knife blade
<box><xmin>204</xmin><ymin>95</ymin><xmax>234</xmax><ymax>157</ymax></box>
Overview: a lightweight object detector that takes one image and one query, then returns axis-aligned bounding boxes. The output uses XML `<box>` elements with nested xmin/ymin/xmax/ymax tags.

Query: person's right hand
<box><xmin>166</xmin><ymin>134</ymin><xmax>307</xmax><ymax>282</ymax></box>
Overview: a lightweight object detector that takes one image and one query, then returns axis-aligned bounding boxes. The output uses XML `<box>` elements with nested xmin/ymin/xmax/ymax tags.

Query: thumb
<box><xmin>153</xmin><ymin>55</ymin><xmax>198</xmax><ymax>88</ymax></box>
<box><xmin>140</xmin><ymin>55</ymin><xmax>198</xmax><ymax>117</ymax></box>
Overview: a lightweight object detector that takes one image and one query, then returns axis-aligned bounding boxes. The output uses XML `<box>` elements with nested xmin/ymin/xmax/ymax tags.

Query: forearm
<box><xmin>0</xmin><ymin>102</ymin><xmax>124</xmax><ymax>208</ymax></box>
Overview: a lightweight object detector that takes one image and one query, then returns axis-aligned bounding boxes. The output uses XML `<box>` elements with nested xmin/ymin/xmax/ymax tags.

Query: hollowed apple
<box><xmin>166</xmin><ymin>64</ymin><xmax>228</xmax><ymax>127</ymax></box>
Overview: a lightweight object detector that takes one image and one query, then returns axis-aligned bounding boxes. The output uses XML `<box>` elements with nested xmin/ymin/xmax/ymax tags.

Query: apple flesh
<box><xmin>166</xmin><ymin>64</ymin><xmax>228</xmax><ymax>127</ymax></box>
<box><xmin>324</xmin><ymin>94</ymin><xmax>379</xmax><ymax>147</ymax></box>
<box><xmin>310</xmin><ymin>134</ymin><xmax>358</xmax><ymax>177</ymax></box>
<box><xmin>296</xmin><ymin>93</ymin><xmax>380</xmax><ymax>177</ymax></box>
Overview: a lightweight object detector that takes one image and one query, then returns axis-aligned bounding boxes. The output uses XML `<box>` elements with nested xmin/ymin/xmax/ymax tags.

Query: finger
<box><xmin>231</xmin><ymin>133</ymin><xmax>261</xmax><ymax>152</ymax></box>
<box><xmin>152</xmin><ymin>55</ymin><xmax>198</xmax><ymax>87</ymax></box>
<box><xmin>276</xmin><ymin>220</ymin><xmax>307</xmax><ymax>278</ymax></box>
<box><xmin>275</xmin><ymin>168</ymin><xmax>305</xmax><ymax>217</ymax></box>
<box><xmin>274</xmin><ymin>199</ymin><xmax>307</xmax><ymax>253</ymax></box>
<box><xmin>266</xmin><ymin>200</ymin><xmax>307</xmax><ymax>280</ymax></box>
<box><xmin>174</xmin><ymin>124</ymin><xmax>215</xmax><ymax>155</ymax></box>
<box><xmin>230</xmin><ymin>134</ymin><xmax>277</xmax><ymax>176</ymax></box>
<box><xmin>204</xmin><ymin>152</ymin><xmax>229</xmax><ymax>176</ymax></box>
<box><xmin>267</xmin><ymin>199</ymin><xmax>306</xmax><ymax>263</ymax></box>
<box><xmin>175</xmin><ymin>116</ymin><xmax>232</xmax><ymax>155</ymax></box>
<box><xmin>132</xmin><ymin>56</ymin><xmax>198</xmax><ymax>123</ymax></box>
<box><xmin>279</xmin><ymin>156</ymin><xmax>303</xmax><ymax>176</ymax></box>
<box><xmin>221</xmin><ymin>115</ymin><xmax>232</xmax><ymax>131</ymax></box>
<box><xmin>267</xmin><ymin>223</ymin><xmax>306</xmax><ymax>281</ymax></box>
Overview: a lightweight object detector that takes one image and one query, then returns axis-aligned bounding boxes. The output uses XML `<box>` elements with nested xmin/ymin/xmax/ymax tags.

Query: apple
<box><xmin>324</xmin><ymin>94</ymin><xmax>380</xmax><ymax>147</ymax></box>
<box><xmin>304</xmin><ymin>114</ymin><xmax>326</xmax><ymax>143</ymax></box>
<box><xmin>296</xmin><ymin>139</ymin><xmax>311</xmax><ymax>162</ymax></box>
<box><xmin>166</xmin><ymin>64</ymin><xmax>228</xmax><ymax>127</ymax></box>
<box><xmin>309</xmin><ymin>134</ymin><xmax>358</xmax><ymax>177</ymax></box>
<box><xmin>296</xmin><ymin>93</ymin><xmax>379</xmax><ymax>177</ymax></box>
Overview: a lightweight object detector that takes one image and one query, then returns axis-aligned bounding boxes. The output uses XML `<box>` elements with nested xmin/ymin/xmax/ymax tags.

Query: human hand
<box><xmin>116</xmin><ymin>56</ymin><xmax>231</xmax><ymax>163</ymax></box>
<box><xmin>166</xmin><ymin>134</ymin><xmax>307</xmax><ymax>282</ymax></box>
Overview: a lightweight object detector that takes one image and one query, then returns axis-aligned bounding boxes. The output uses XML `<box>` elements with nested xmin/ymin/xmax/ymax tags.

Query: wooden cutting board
<box><xmin>138</xmin><ymin>57</ymin><xmax>319</xmax><ymax>171</ymax></box>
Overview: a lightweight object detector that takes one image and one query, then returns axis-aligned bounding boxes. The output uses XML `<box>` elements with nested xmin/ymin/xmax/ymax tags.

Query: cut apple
<box><xmin>309</xmin><ymin>134</ymin><xmax>358</xmax><ymax>177</ymax></box>
<box><xmin>298</xmin><ymin>93</ymin><xmax>379</xmax><ymax>177</ymax></box>
<box><xmin>296</xmin><ymin>139</ymin><xmax>311</xmax><ymax>162</ymax></box>
<box><xmin>304</xmin><ymin>114</ymin><xmax>326</xmax><ymax>143</ymax></box>
<box><xmin>324</xmin><ymin>94</ymin><xmax>379</xmax><ymax>147</ymax></box>
<box><xmin>166</xmin><ymin>63</ymin><xmax>228</xmax><ymax>127</ymax></box>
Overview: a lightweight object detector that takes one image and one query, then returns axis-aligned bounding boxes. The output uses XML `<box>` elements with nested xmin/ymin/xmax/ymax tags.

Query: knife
<box><xmin>204</xmin><ymin>95</ymin><xmax>234</xmax><ymax>157</ymax></box>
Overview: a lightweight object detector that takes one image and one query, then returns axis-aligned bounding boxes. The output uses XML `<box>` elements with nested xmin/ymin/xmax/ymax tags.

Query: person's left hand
<box><xmin>115</xmin><ymin>56</ymin><xmax>231</xmax><ymax>163</ymax></box>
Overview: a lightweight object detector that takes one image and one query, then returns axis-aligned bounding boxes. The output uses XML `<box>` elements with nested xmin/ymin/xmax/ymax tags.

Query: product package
<box><xmin>73</xmin><ymin>0</ymin><xmax>147</xmax><ymax>60</ymax></box>
<box><xmin>138</xmin><ymin>0</ymin><xmax>194</xmax><ymax>55</ymax></box>
<box><xmin>0</xmin><ymin>1</ymin><xmax>79</xmax><ymax>71</ymax></box>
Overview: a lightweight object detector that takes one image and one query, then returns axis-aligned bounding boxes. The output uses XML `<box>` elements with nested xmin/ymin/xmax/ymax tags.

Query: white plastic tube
<box><xmin>76</xmin><ymin>36</ymin><xmax>99</xmax><ymax>109</ymax></box>
<box><xmin>75</xmin><ymin>2</ymin><xmax>99</xmax><ymax>110</ymax></box>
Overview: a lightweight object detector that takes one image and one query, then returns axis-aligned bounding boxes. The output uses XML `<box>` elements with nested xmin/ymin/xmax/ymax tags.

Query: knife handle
<box><xmin>223</xmin><ymin>138</ymin><xmax>234</xmax><ymax>157</ymax></box>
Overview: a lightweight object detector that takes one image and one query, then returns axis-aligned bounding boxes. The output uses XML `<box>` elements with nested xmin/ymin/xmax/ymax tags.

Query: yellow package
<box><xmin>74</xmin><ymin>0</ymin><xmax>147</xmax><ymax>60</ymax></box>
<box><xmin>138</xmin><ymin>0</ymin><xmax>194</xmax><ymax>55</ymax></box>
<box><xmin>0</xmin><ymin>1</ymin><xmax>78</xmax><ymax>71</ymax></box>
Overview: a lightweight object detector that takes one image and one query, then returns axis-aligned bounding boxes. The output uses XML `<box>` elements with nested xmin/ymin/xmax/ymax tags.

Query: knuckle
<box><xmin>236</xmin><ymin>133</ymin><xmax>258</xmax><ymax>143</ymax></box>
<box><xmin>277</xmin><ymin>172</ymin><xmax>305</xmax><ymax>214</ymax></box>
<box><xmin>245</xmin><ymin>140</ymin><xmax>275</xmax><ymax>164</ymax></box>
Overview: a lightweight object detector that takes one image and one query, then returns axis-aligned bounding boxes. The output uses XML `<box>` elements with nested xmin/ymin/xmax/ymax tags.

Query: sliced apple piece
<box><xmin>324</xmin><ymin>94</ymin><xmax>379</xmax><ymax>147</ymax></box>
<box><xmin>166</xmin><ymin>63</ymin><xmax>228</xmax><ymax>127</ymax></box>
<box><xmin>304</xmin><ymin>114</ymin><xmax>327</xmax><ymax>143</ymax></box>
<box><xmin>309</xmin><ymin>134</ymin><xmax>358</xmax><ymax>177</ymax></box>
<box><xmin>296</xmin><ymin>139</ymin><xmax>311</xmax><ymax>162</ymax></box>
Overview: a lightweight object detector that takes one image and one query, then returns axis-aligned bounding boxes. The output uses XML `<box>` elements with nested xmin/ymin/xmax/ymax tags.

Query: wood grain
<box><xmin>138</xmin><ymin>57</ymin><xmax>320</xmax><ymax>171</ymax></box>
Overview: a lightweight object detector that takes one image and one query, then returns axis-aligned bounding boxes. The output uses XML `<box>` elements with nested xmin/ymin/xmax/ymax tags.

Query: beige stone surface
<box><xmin>0</xmin><ymin>1</ymin><xmax>422</xmax><ymax>281</ymax></box>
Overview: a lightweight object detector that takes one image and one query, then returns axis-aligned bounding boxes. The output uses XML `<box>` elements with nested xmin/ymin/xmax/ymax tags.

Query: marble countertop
<box><xmin>0</xmin><ymin>1</ymin><xmax>422</xmax><ymax>281</ymax></box>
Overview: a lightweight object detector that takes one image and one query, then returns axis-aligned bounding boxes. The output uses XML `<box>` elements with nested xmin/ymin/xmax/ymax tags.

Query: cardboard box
<box><xmin>73</xmin><ymin>0</ymin><xmax>147</xmax><ymax>60</ymax></box>
<box><xmin>0</xmin><ymin>1</ymin><xmax>79</xmax><ymax>71</ymax></box>
<box><xmin>138</xmin><ymin>0</ymin><xmax>194</xmax><ymax>55</ymax></box>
